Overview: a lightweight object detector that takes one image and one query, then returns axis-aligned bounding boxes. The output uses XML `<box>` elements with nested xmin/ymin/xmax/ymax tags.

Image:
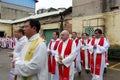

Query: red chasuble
<box><xmin>58</xmin><ymin>39</ymin><xmax>73</xmax><ymax>80</ymax></box>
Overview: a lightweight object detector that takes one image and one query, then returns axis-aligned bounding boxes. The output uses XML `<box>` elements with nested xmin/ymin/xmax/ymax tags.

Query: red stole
<box><xmin>6</xmin><ymin>38</ymin><xmax>9</xmax><ymax>48</ymax></box>
<box><xmin>74</xmin><ymin>38</ymin><xmax>79</xmax><ymax>68</ymax></box>
<box><xmin>91</xmin><ymin>37</ymin><xmax>104</xmax><ymax>75</ymax></box>
<box><xmin>12</xmin><ymin>38</ymin><xmax>16</xmax><ymax>48</ymax></box>
<box><xmin>48</xmin><ymin>40</ymin><xmax>59</xmax><ymax>74</ymax></box>
<box><xmin>58</xmin><ymin>39</ymin><xmax>73</xmax><ymax>80</ymax></box>
<box><xmin>75</xmin><ymin>38</ymin><xmax>79</xmax><ymax>46</ymax></box>
<box><xmin>80</xmin><ymin>39</ymin><xmax>90</xmax><ymax>68</ymax></box>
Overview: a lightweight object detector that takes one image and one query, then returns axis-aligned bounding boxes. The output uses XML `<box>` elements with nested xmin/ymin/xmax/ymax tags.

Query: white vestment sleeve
<box><xmin>47</xmin><ymin>41</ymin><xmax>56</xmax><ymax>56</ymax></box>
<box><xmin>14</xmin><ymin>42</ymin><xmax>47</xmax><ymax>77</ymax></box>
<box><xmin>105</xmin><ymin>39</ymin><xmax>110</xmax><ymax>50</ymax></box>
<box><xmin>51</xmin><ymin>50</ymin><xmax>57</xmax><ymax>56</ymax></box>
<box><xmin>62</xmin><ymin>41</ymin><xmax>77</xmax><ymax>67</ymax></box>
<box><xmin>76</xmin><ymin>40</ymin><xmax>82</xmax><ymax>53</ymax></box>
<box><xmin>96</xmin><ymin>39</ymin><xmax>109</xmax><ymax>54</ymax></box>
<box><xmin>88</xmin><ymin>40</ymin><xmax>94</xmax><ymax>54</ymax></box>
<box><xmin>13</xmin><ymin>52</ymin><xmax>20</xmax><ymax>61</ymax></box>
<box><xmin>55</xmin><ymin>48</ymin><xmax>59</xmax><ymax>62</ymax></box>
<box><xmin>47</xmin><ymin>42</ymin><xmax>50</xmax><ymax>52</ymax></box>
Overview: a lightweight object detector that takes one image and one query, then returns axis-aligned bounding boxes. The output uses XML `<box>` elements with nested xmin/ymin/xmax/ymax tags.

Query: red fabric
<box><xmin>80</xmin><ymin>39</ymin><xmax>90</xmax><ymax>68</ymax></box>
<box><xmin>0</xmin><ymin>42</ymin><xmax>1</xmax><ymax>46</ymax></box>
<box><xmin>48</xmin><ymin>40</ymin><xmax>59</xmax><ymax>74</ymax></box>
<box><xmin>51</xmin><ymin>41</ymin><xmax>59</xmax><ymax>74</ymax></box>
<box><xmin>80</xmin><ymin>48</ymin><xmax>85</xmax><ymax>67</ymax></box>
<box><xmin>90</xmin><ymin>37</ymin><xmax>104</xmax><ymax>75</ymax></box>
<box><xmin>48</xmin><ymin>41</ymin><xmax>52</xmax><ymax>72</ymax></box>
<box><xmin>75</xmin><ymin>38</ymin><xmax>79</xmax><ymax>46</ymax></box>
<box><xmin>74</xmin><ymin>38</ymin><xmax>79</xmax><ymax>68</ymax></box>
<box><xmin>12</xmin><ymin>42</ymin><xmax>15</xmax><ymax>48</ymax></box>
<box><xmin>95</xmin><ymin>54</ymin><xmax>102</xmax><ymax>75</ymax></box>
<box><xmin>12</xmin><ymin>38</ymin><xmax>16</xmax><ymax>48</ymax></box>
<box><xmin>58</xmin><ymin>39</ymin><xmax>73</xmax><ymax>80</ymax></box>
<box><xmin>6</xmin><ymin>38</ymin><xmax>9</xmax><ymax>48</ymax></box>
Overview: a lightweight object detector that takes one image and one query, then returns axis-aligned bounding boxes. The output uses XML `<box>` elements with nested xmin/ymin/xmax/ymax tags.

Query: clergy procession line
<box><xmin>48</xmin><ymin>30</ymin><xmax>109</xmax><ymax>80</ymax></box>
<box><xmin>7</xmin><ymin>19</ymin><xmax>110</xmax><ymax>80</ymax></box>
<box><xmin>0</xmin><ymin>37</ymin><xmax>16</xmax><ymax>49</ymax></box>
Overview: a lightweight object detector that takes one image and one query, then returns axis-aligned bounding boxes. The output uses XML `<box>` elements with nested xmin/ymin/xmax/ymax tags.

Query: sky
<box><xmin>36</xmin><ymin>0</ymin><xmax>72</xmax><ymax>10</ymax></box>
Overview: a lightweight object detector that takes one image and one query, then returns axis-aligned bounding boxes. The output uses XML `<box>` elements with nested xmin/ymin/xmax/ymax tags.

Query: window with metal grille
<box><xmin>85</xmin><ymin>27</ymin><xmax>94</xmax><ymax>36</ymax></box>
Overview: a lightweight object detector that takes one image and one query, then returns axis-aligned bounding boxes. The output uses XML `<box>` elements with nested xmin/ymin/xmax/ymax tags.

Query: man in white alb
<box><xmin>12</xmin><ymin>19</ymin><xmax>48</xmax><ymax>80</ymax></box>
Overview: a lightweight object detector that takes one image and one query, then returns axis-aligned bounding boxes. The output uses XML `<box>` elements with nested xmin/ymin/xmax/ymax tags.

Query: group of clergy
<box><xmin>0</xmin><ymin>37</ymin><xmax>17</xmax><ymax>49</ymax></box>
<box><xmin>7</xmin><ymin>18</ymin><xmax>110</xmax><ymax>80</ymax></box>
<box><xmin>48</xmin><ymin>29</ymin><xmax>110</xmax><ymax>80</ymax></box>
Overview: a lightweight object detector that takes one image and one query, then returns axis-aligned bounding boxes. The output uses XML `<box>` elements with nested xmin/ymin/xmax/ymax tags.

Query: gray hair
<box><xmin>60</xmin><ymin>30</ymin><xmax>69</xmax><ymax>35</ymax></box>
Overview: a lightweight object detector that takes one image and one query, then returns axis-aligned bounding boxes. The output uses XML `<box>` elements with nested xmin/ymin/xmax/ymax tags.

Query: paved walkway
<box><xmin>0</xmin><ymin>48</ymin><xmax>120</xmax><ymax>80</ymax></box>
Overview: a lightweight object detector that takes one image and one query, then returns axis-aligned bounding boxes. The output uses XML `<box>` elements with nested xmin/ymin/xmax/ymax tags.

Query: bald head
<box><xmin>60</xmin><ymin>30</ymin><xmax>69</xmax><ymax>41</ymax></box>
<box><xmin>61</xmin><ymin>30</ymin><xmax>69</xmax><ymax>35</ymax></box>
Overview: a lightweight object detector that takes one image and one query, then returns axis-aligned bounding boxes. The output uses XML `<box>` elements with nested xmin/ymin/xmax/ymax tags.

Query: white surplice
<box><xmin>88</xmin><ymin>38</ymin><xmax>109</xmax><ymax>80</ymax></box>
<box><xmin>13</xmin><ymin>36</ymin><xmax>28</xmax><ymax>60</ymax></box>
<box><xmin>74</xmin><ymin>39</ymin><xmax>82</xmax><ymax>73</ymax></box>
<box><xmin>55</xmin><ymin>39</ymin><xmax>77</xmax><ymax>80</ymax></box>
<box><xmin>14</xmin><ymin>33</ymin><xmax>48</xmax><ymax>80</ymax></box>
<box><xmin>104</xmin><ymin>38</ymin><xmax>110</xmax><ymax>67</ymax></box>
<box><xmin>9</xmin><ymin>38</ymin><xmax>13</xmax><ymax>49</ymax></box>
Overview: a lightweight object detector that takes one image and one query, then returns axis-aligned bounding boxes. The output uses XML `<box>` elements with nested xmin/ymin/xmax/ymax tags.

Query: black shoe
<box><xmin>85</xmin><ymin>70</ymin><xmax>90</xmax><ymax>74</ymax></box>
<box><xmin>104</xmin><ymin>68</ymin><xmax>107</xmax><ymax>74</ymax></box>
<box><xmin>78</xmin><ymin>72</ymin><xmax>81</xmax><ymax>76</ymax></box>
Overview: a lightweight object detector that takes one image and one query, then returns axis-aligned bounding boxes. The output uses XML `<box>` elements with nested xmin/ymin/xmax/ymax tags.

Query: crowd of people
<box><xmin>0</xmin><ymin>37</ymin><xmax>17</xmax><ymax>49</ymax></box>
<box><xmin>6</xmin><ymin>19</ymin><xmax>110</xmax><ymax>80</ymax></box>
<box><xmin>48</xmin><ymin>29</ymin><xmax>110</xmax><ymax>80</ymax></box>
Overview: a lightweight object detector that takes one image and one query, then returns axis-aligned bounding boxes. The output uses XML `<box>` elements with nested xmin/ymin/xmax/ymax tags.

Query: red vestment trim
<box><xmin>75</xmin><ymin>38</ymin><xmax>79</xmax><ymax>46</ymax></box>
<box><xmin>74</xmin><ymin>38</ymin><xmax>79</xmax><ymax>68</ymax></box>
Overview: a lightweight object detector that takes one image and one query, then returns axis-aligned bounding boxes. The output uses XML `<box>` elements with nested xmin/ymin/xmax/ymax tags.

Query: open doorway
<box><xmin>0</xmin><ymin>31</ymin><xmax>5</xmax><ymax>37</ymax></box>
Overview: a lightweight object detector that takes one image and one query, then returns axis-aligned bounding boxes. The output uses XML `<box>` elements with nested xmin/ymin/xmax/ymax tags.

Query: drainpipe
<box><xmin>59</xmin><ymin>12</ymin><xmax>64</xmax><ymax>32</ymax></box>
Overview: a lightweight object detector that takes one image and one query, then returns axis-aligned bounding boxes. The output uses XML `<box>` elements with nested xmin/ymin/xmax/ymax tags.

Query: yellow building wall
<box><xmin>72</xmin><ymin>11</ymin><xmax>120</xmax><ymax>47</ymax></box>
<box><xmin>12</xmin><ymin>23</ymin><xmax>25</xmax><ymax>36</ymax></box>
<box><xmin>12</xmin><ymin>23</ymin><xmax>24</xmax><ymax>29</ymax></box>
<box><xmin>12</xmin><ymin>22</ymin><xmax>60</xmax><ymax>38</ymax></box>
<box><xmin>41</xmin><ymin>22</ymin><xmax>59</xmax><ymax>30</ymax></box>
<box><xmin>105</xmin><ymin>11</ymin><xmax>120</xmax><ymax>47</ymax></box>
<box><xmin>72</xmin><ymin>14</ymin><xmax>105</xmax><ymax>37</ymax></box>
<box><xmin>41</xmin><ymin>20</ymin><xmax>72</xmax><ymax>30</ymax></box>
<box><xmin>0</xmin><ymin>23</ymin><xmax>12</xmax><ymax>37</ymax></box>
<box><xmin>40</xmin><ymin>22</ymin><xmax>59</xmax><ymax>37</ymax></box>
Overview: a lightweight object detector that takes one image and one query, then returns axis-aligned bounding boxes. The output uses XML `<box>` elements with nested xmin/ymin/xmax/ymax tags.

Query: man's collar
<box><xmin>18</xmin><ymin>36</ymin><xmax>27</xmax><ymax>41</ymax></box>
<box><xmin>28</xmin><ymin>33</ymin><xmax>40</xmax><ymax>41</ymax></box>
<box><xmin>51</xmin><ymin>38</ymin><xmax>60</xmax><ymax>42</ymax></box>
